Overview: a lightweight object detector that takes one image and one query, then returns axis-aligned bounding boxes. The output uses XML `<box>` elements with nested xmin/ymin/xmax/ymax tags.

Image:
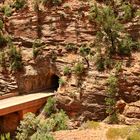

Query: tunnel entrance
<box><xmin>50</xmin><ymin>74</ymin><xmax>59</xmax><ymax>91</ymax></box>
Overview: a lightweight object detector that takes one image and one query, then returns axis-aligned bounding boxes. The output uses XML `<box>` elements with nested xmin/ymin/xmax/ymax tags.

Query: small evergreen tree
<box><xmin>9</xmin><ymin>46</ymin><xmax>23</xmax><ymax>71</ymax></box>
<box><xmin>1</xmin><ymin>5</ymin><xmax>12</xmax><ymax>17</ymax></box>
<box><xmin>74</xmin><ymin>62</ymin><xmax>84</xmax><ymax>75</ymax></box>
<box><xmin>0</xmin><ymin>133</ymin><xmax>10</xmax><ymax>140</ymax></box>
<box><xmin>105</xmin><ymin>74</ymin><xmax>119</xmax><ymax>124</ymax></box>
<box><xmin>0</xmin><ymin>51</ymin><xmax>6</xmax><ymax>68</ymax></box>
<box><xmin>63</xmin><ymin>66</ymin><xmax>71</xmax><ymax>75</ymax></box>
<box><xmin>44</xmin><ymin>97</ymin><xmax>56</xmax><ymax>116</ymax></box>
<box><xmin>12</xmin><ymin>0</ymin><xmax>26</xmax><ymax>10</ymax></box>
<box><xmin>120</xmin><ymin>2</ymin><xmax>134</xmax><ymax>22</ymax></box>
<box><xmin>0</xmin><ymin>19</ymin><xmax>3</xmax><ymax>30</ymax></box>
<box><xmin>41</xmin><ymin>0</ymin><xmax>62</xmax><ymax>6</ymax></box>
<box><xmin>79</xmin><ymin>44</ymin><xmax>91</xmax><ymax>68</ymax></box>
<box><xmin>16</xmin><ymin>98</ymin><xmax>69</xmax><ymax>140</ymax></box>
<box><xmin>16</xmin><ymin>113</ymin><xmax>39</xmax><ymax>140</ymax></box>
<box><xmin>95</xmin><ymin>6</ymin><xmax>123</xmax><ymax>56</ymax></box>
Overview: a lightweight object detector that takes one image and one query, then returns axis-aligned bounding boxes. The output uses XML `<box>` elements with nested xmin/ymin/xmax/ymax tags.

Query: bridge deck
<box><xmin>0</xmin><ymin>91</ymin><xmax>55</xmax><ymax>116</ymax></box>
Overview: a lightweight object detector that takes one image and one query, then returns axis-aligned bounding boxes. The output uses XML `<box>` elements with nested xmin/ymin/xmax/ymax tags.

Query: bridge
<box><xmin>0</xmin><ymin>91</ymin><xmax>55</xmax><ymax>134</ymax></box>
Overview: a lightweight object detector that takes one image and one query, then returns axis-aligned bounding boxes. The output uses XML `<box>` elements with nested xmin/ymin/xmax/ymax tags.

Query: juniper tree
<box><xmin>9</xmin><ymin>46</ymin><xmax>23</xmax><ymax>71</ymax></box>
<box><xmin>79</xmin><ymin>44</ymin><xmax>91</xmax><ymax>68</ymax></box>
<box><xmin>95</xmin><ymin>6</ymin><xmax>123</xmax><ymax>56</ymax></box>
<box><xmin>105</xmin><ymin>74</ymin><xmax>119</xmax><ymax>123</ymax></box>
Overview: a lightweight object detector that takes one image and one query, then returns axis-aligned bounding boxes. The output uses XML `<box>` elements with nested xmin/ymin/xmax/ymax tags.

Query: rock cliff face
<box><xmin>0</xmin><ymin>0</ymin><xmax>140</xmax><ymax>123</ymax></box>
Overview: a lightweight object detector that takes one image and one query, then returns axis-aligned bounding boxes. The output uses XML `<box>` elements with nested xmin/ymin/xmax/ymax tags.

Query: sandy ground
<box><xmin>54</xmin><ymin>123</ymin><xmax>126</xmax><ymax>140</ymax></box>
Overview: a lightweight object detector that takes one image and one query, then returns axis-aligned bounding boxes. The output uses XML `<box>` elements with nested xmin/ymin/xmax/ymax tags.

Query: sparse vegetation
<box><xmin>65</xmin><ymin>43</ymin><xmax>77</xmax><ymax>52</ymax></box>
<box><xmin>44</xmin><ymin>97</ymin><xmax>56</xmax><ymax>116</ymax></box>
<box><xmin>95</xmin><ymin>54</ymin><xmax>105</xmax><ymax>71</ymax></box>
<box><xmin>0</xmin><ymin>19</ymin><xmax>3</xmax><ymax>30</ymax></box>
<box><xmin>0</xmin><ymin>51</ymin><xmax>6</xmax><ymax>68</ymax></box>
<box><xmin>16</xmin><ymin>98</ymin><xmax>69</xmax><ymax>140</ymax></box>
<box><xmin>50</xmin><ymin>51</ymin><xmax>57</xmax><ymax>62</ymax></box>
<box><xmin>82</xmin><ymin>121</ymin><xmax>100</xmax><ymax>130</ymax></box>
<box><xmin>106</xmin><ymin>124</ymin><xmax>140</xmax><ymax>140</ymax></box>
<box><xmin>120</xmin><ymin>2</ymin><xmax>134</xmax><ymax>22</ymax></box>
<box><xmin>42</xmin><ymin>0</ymin><xmax>63</xmax><ymax>6</ymax></box>
<box><xmin>0</xmin><ymin>133</ymin><xmax>11</xmax><ymax>140</ymax></box>
<box><xmin>12</xmin><ymin>0</ymin><xmax>26</xmax><ymax>10</ymax></box>
<box><xmin>106</xmin><ymin>127</ymin><xmax>130</xmax><ymax>140</ymax></box>
<box><xmin>33</xmin><ymin>46</ymin><xmax>40</xmax><ymax>58</ymax></box>
<box><xmin>89</xmin><ymin>3</ymin><xmax>137</xmax><ymax>71</ymax></box>
<box><xmin>59</xmin><ymin>78</ymin><xmax>65</xmax><ymax>86</ymax></box>
<box><xmin>118</xmin><ymin>36</ymin><xmax>133</xmax><ymax>56</ymax></box>
<box><xmin>127</xmin><ymin>131</ymin><xmax>140</xmax><ymax>140</ymax></box>
<box><xmin>1</xmin><ymin>5</ymin><xmax>12</xmax><ymax>17</ymax></box>
<box><xmin>32</xmin><ymin>39</ymin><xmax>42</xmax><ymax>58</ymax></box>
<box><xmin>63</xmin><ymin>66</ymin><xmax>71</xmax><ymax>75</ymax></box>
<box><xmin>0</xmin><ymin>0</ymin><xmax>140</xmax><ymax>139</ymax></box>
<box><xmin>0</xmin><ymin>32</ymin><xmax>7</xmax><ymax>46</ymax></box>
<box><xmin>74</xmin><ymin>62</ymin><xmax>84</xmax><ymax>75</ymax></box>
<box><xmin>9</xmin><ymin>46</ymin><xmax>23</xmax><ymax>71</ymax></box>
<box><xmin>105</xmin><ymin>74</ymin><xmax>119</xmax><ymax>124</ymax></box>
<box><xmin>79</xmin><ymin>45</ymin><xmax>91</xmax><ymax>68</ymax></box>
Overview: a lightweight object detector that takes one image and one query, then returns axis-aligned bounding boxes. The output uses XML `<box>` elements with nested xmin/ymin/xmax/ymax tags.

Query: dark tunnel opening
<box><xmin>50</xmin><ymin>74</ymin><xmax>59</xmax><ymax>91</ymax></box>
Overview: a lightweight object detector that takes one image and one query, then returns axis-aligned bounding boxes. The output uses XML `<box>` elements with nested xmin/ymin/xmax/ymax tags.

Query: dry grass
<box><xmin>81</xmin><ymin>121</ymin><xmax>100</xmax><ymax>130</ymax></box>
<box><xmin>106</xmin><ymin>127</ymin><xmax>130</xmax><ymax>140</ymax></box>
<box><xmin>106</xmin><ymin>124</ymin><xmax>140</xmax><ymax>140</ymax></box>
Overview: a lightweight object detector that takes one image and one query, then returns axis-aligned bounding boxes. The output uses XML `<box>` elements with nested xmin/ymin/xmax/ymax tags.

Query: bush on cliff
<box><xmin>16</xmin><ymin>97</ymin><xmax>69</xmax><ymax>140</ymax></box>
<box><xmin>9</xmin><ymin>46</ymin><xmax>23</xmax><ymax>71</ymax></box>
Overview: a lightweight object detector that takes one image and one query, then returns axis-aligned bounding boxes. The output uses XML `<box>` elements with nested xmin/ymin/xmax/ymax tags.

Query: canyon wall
<box><xmin>0</xmin><ymin>0</ymin><xmax>140</xmax><ymax>124</ymax></box>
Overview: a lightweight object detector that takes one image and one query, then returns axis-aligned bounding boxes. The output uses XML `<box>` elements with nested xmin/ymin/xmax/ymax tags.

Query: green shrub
<box><xmin>127</xmin><ymin>131</ymin><xmax>140</xmax><ymax>140</ymax></box>
<box><xmin>0</xmin><ymin>33</ymin><xmax>7</xmax><ymax>46</ymax></box>
<box><xmin>31</xmin><ymin>132</ymin><xmax>54</xmax><ymax>140</ymax></box>
<box><xmin>114</xmin><ymin>61</ymin><xmax>122</xmax><ymax>73</ymax></box>
<box><xmin>0</xmin><ymin>51</ymin><xmax>6</xmax><ymax>68</ymax></box>
<box><xmin>32</xmin><ymin>39</ymin><xmax>42</xmax><ymax>48</ymax></box>
<box><xmin>105</xmin><ymin>75</ymin><xmax>119</xmax><ymax>124</ymax></box>
<box><xmin>88</xmin><ymin>3</ymin><xmax>99</xmax><ymax>22</ymax></box>
<box><xmin>50</xmin><ymin>110</ymin><xmax>68</xmax><ymax>131</ymax></box>
<box><xmin>65</xmin><ymin>43</ymin><xmax>77</xmax><ymax>52</ymax></box>
<box><xmin>74</xmin><ymin>62</ymin><xmax>84</xmax><ymax>75</ymax></box>
<box><xmin>32</xmin><ymin>46</ymin><xmax>40</xmax><ymax>58</ymax></box>
<box><xmin>63</xmin><ymin>66</ymin><xmax>71</xmax><ymax>75</ymax></box>
<box><xmin>32</xmin><ymin>39</ymin><xmax>42</xmax><ymax>58</ymax></box>
<box><xmin>104</xmin><ymin>57</ymin><xmax>114</xmax><ymax>69</ymax></box>
<box><xmin>9</xmin><ymin>46</ymin><xmax>23</xmax><ymax>71</ymax></box>
<box><xmin>79</xmin><ymin>45</ymin><xmax>91</xmax><ymax>57</ymax></box>
<box><xmin>82</xmin><ymin>121</ymin><xmax>100</xmax><ymax>130</ymax></box>
<box><xmin>120</xmin><ymin>2</ymin><xmax>134</xmax><ymax>21</ymax></box>
<box><xmin>97</xmin><ymin>6</ymin><xmax>123</xmax><ymax>55</ymax></box>
<box><xmin>96</xmin><ymin>55</ymin><xmax>105</xmax><ymax>71</ymax></box>
<box><xmin>106</xmin><ymin>127</ymin><xmax>130</xmax><ymax>140</ymax></box>
<box><xmin>59</xmin><ymin>78</ymin><xmax>65</xmax><ymax>86</ymax></box>
<box><xmin>36</xmin><ymin>110</ymin><xmax>68</xmax><ymax>134</ymax></box>
<box><xmin>16</xmin><ymin>105</ymin><xmax>69</xmax><ymax>140</ymax></box>
<box><xmin>0</xmin><ymin>19</ymin><xmax>3</xmax><ymax>30</ymax></box>
<box><xmin>118</xmin><ymin>36</ymin><xmax>133</xmax><ymax>56</ymax></box>
<box><xmin>0</xmin><ymin>133</ymin><xmax>11</xmax><ymax>140</ymax></box>
<box><xmin>42</xmin><ymin>0</ymin><xmax>62</xmax><ymax>6</ymax></box>
<box><xmin>12</xmin><ymin>0</ymin><xmax>26</xmax><ymax>10</ymax></box>
<box><xmin>44</xmin><ymin>97</ymin><xmax>56</xmax><ymax>116</ymax></box>
<box><xmin>91</xmin><ymin>5</ymin><xmax>126</xmax><ymax>58</ymax></box>
<box><xmin>50</xmin><ymin>51</ymin><xmax>57</xmax><ymax>62</ymax></box>
<box><xmin>16</xmin><ymin>113</ymin><xmax>39</xmax><ymax>140</ymax></box>
<box><xmin>1</xmin><ymin>5</ymin><xmax>12</xmax><ymax>17</ymax></box>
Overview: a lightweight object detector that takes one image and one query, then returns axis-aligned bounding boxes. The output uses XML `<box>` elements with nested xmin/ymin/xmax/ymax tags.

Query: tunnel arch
<box><xmin>50</xmin><ymin>74</ymin><xmax>59</xmax><ymax>91</ymax></box>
